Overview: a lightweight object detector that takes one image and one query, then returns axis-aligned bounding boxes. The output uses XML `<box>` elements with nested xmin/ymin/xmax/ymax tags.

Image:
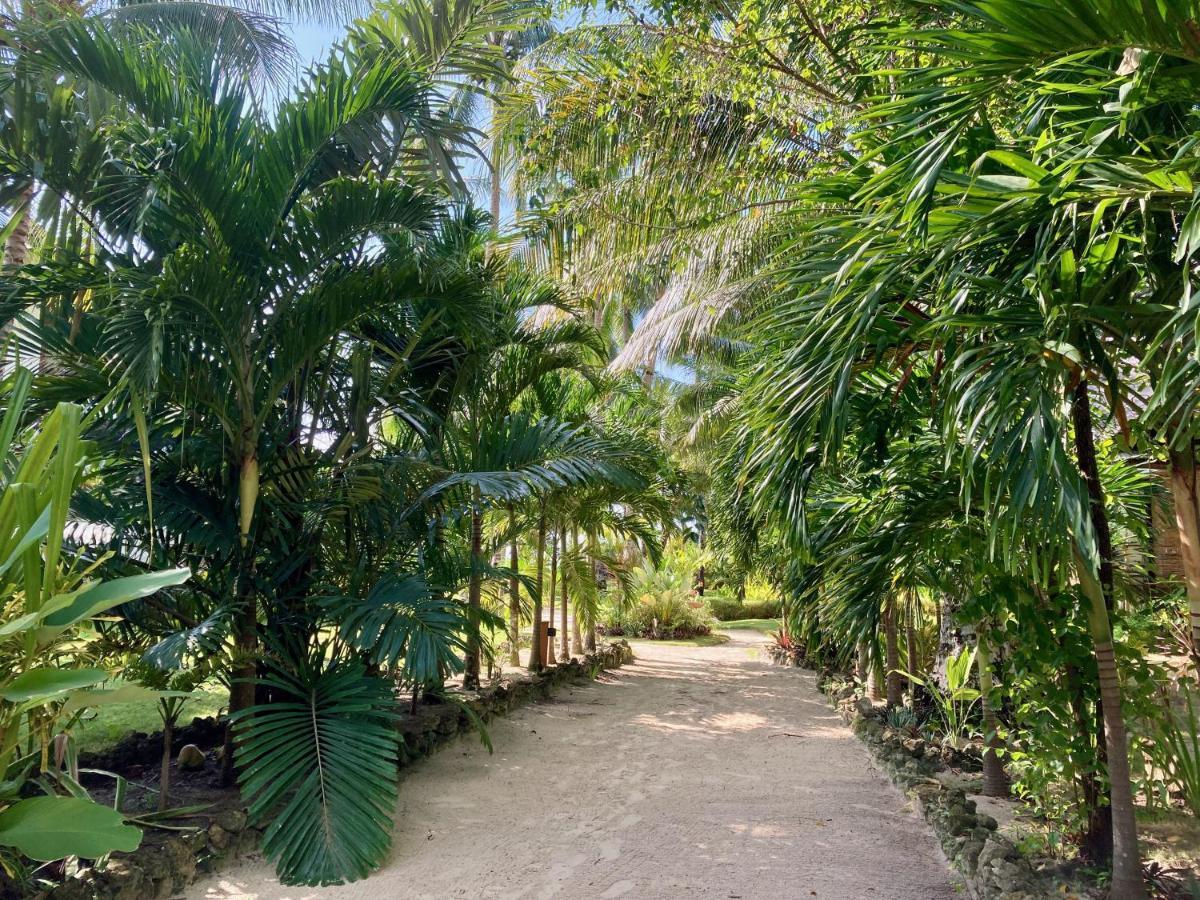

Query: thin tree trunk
<box><xmin>1072</xmin><ymin>380</ymin><xmax>1117</xmax><ymax>866</ymax></box>
<box><xmin>1077</xmin><ymin>554</ymin><xmax>1146</xmax><ymax>899</ymax></box>
<box><xmin>976</xmin><ymin>631</ymin><xmax>1008</xmax><ymax>798</ymax></box>
<box><xmin>572</xmin><ymin>525</ymin><xmax>584</xmax><ymax>655</ymax></box>
<box><xmin>528</xmin><ymin>509</ymin><xmax>546</xmax><ymax>671</ymax></box>
<box><xmin>508</xmin><ymin>505</ymin><xmax>520</xmax><ymax>667</ymax></box>
<box><xmin>464</xmin><ymin>498</ymin><xmax>483</xmax><ymax>689</ymax></box>
<box><xmin>560</xmin><ymin>529</ymin><xmax>569</xmax><ymax>660</ymax></box>
<box><xmin>158</xmin><ymin>714</ymin><xmax>172</xmax><ymax>813</ymax></box>
<box><xmin>586</xmin><ymin>538</ymin><xmax>598</xmax><ymax>652</ymax></box>
<box><xmin>855</xmin><ymin>639</ymin><xmax>869</xmax><ymax>685</ymax></box>
<box><xmin>905</xmin><ymin>595</ymin><xmax>919</xmax><ymax>702</ymax></box>
<box><xmin>223</xmin><ymin>453</ymin><xmax>259</xmax><ymax>788</ymax></box>
<box><xmin>547</xmin><ymin>527</ymin><xmax>558</xmax><ymax>665</ymax></box>
<box><xmin>884</xmin><ymin>594</ymin><xmax>902</xmax><ymax>708</ymax></box>
<box><xmin>1065</xmin><ymin>658</ymin><xmax>1110</xmax><ymax>866</ymax></box>
<box><xmin>1168</xmin><ymin>444</ymin><xmax>1200</xmax><ymax>683</ymax></box>
<box><xmin>867</xmin><ymin>646</ymin><xmax>885</xmax><ymax>701</ymax></box>
<box><xmin>489</xmin><ymin>96</ymin><xmax>502</xmax><ymax>229</ymax></box>
<box><xmin>572</xmin><ymin>603</ymin><xmax>584</xmax><ymax>655</ymax></box>
<box><xmin>1071</xmin><ymin>382</ymin><xmax>1143</xmax><ymax>896</ymax></box>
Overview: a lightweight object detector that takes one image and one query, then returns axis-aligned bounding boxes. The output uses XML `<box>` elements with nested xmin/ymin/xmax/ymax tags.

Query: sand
<box><xmin>188</xmin><ymin>630</ymin><xmax>958</xmax><ymax>900</ymax></box>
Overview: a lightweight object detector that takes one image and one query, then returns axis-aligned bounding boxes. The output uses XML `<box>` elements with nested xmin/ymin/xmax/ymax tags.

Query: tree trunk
<box><xmin>976</xmin><ymin>631</ymin><xmax>1008</xmax><ymax>798</ymax></box>
<box><xmin>158</xmin><ymin>715</ymin><xmax>172</xmax><ymax>813</ymax></box>
<box><xmin>586</xmin><ymin>535</ymin><xmax>599</xmax><ymax>651</ymax></box>
<box><xmin>1168</xmin><ymin>444</ymin><xmax>1200</xmax><ymax>683</ymax></box>
<box><xmin>464</xmin><ymin>500</ymin><xmax>483</xmax><ymax>689</ymax></box>
<box><xmin>223</xmin><ymin>453</ymin><xmax>259</xmax><ymax>788</ymax></box>
<box><xmin>1076</xmin><ymin>553</ymin><xmax>1146</xmax><ymax>899</ymax></box>
<box><xmin>884</xmin><ymin>594</ymin><xmax>902</xmax><ymax>708</ymax></box>
<box><xmin>1065</xmin><ymin>659</ymin><xmax>1111</xmax><ymax>867</ymax></box>
<box><xmin>489</xmin><ymin>97</ymin><xmax>502</xmax><ymax>229</ymax></box>
<box><xmin>546</xmin><ymin>527</ymin><xmax>558</xmax><ymax>665</ymax></box>
<box><xmin>560</xmin><ymin>529</ymin><xmax>569</xmax><ymax>660</ymax></box>
<box><xmin>508</xmin><ymin>505</ymin><xmax>520</xmax><ymax>667</ymax></box>
<box><xmin>905</xmin><ymin>596</ymin><xmax>919</xmax><ymax>702</ymax></box>
<box><xmin>855</xmin><ymin>639</ymin><xmax>869</xmax><ymax>685</ymax></box>
<box><xmin>528</xmin><ymin>510</ymin><xmax>546</xmax><ymax>671</ymax></box>
<box><xmin>1071</xmin><ymin>384</ymin><xmax>1142</xmax><ymax>896</ymax></box>
<box><xmin>1072</xmin><ymin>380</ymin><xmax>1119</xmax><ymax>866</ymax></box>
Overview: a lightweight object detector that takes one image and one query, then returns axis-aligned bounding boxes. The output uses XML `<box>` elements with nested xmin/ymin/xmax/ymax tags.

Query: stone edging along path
<box><xmin>43</xmin><ymin>641</ymin><xmax>635</xmax><ymax>900</ymax></box>
<box><xmin>808</xmin><ymin>666</ymin><xmax>1066</xmax><ymax>900</ymax></box>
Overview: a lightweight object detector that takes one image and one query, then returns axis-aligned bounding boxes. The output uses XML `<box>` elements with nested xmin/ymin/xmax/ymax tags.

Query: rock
<box><xmin>976</xmin><ymin>812</ymin><xmax>998</xmax><ymax>831</ymax></box>
<box><xmin>50</xmin><ymin>875</ymin><xmax>97</xmax><ymax>900</ymax></box>
<box><xmin>902</xmin><ymin>737</ymin><xmax>926</xmax><ymax>758</ymax></box>
<box><xmin>163</xmin><ymin>836</ymin><xmax>197</xmax><ymax>884</ymax></box>
<box><xmin>215</xmin><ymin>808</ymin><xmax>246</xmax><ymax>833</ymax></box>
<box><xmin>176</xmin><ymin>743</ymin><xmax>206</xmax><ymax>771</ymax></box>
<box><xmin>101</xmin><ymin>860</ymin><xmax>145</xmax><ymax>900</ymax></box>
<box><xmin>207</xmin><ymin>824</ymin><xmax>230</xmax><ymax>851</ymax></box>
<box><xmin>854</xmin><ymin>697</ymin><xmax>874</xmax><ymax>717</ymax></box>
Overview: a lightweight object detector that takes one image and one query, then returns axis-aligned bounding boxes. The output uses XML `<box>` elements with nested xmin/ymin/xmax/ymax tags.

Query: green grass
<box><xmin>715</xmin><ymin>618</ymin><xmax>780</xmax><ymax>635</ymax></box>
<box><xmin>70</xmin><ymin>683</ymin><xmax>227</xmax><ymax>754</ymax></box>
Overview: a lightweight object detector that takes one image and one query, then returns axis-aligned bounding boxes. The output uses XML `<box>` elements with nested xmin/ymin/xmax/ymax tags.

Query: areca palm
<box><xmin>0</xmin><ymin>15</ymin><xmax>498</xmax><ymax>773</ymax></box>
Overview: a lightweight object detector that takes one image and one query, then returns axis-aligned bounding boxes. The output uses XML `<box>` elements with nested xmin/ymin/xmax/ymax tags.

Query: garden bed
<box><xmin>37</xmin><ymin>642</ymin><xmax>634</xmax><ymax>900</ymax></box>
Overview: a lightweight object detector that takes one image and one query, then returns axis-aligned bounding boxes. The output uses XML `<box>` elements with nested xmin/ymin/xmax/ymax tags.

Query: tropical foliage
<box><xmin>4</xmin><ymin>0</ymin><xmax>1200</xmax><ymax>895</ymax></box>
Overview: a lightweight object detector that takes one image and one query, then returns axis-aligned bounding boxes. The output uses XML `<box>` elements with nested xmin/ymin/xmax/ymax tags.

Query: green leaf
<box><xmin>234</xmin><ymin>653</ymin><xmax>400</xmax><ymax>886</ymax></box>
<box><xmin>0</xmin><ymin>668</ymin><xmax>108</xmax><ymax>703</ymax></box>
<box><xmin>41</xmin><ymin>568</ymin><xmax>191</xmax><ymax>629</ymax></box>
<box><xmin>0</xmin><ymin>796</ymin><xmax>141</xmax><ymax>861</ymax></box>
<box><xmin>61</xmin><ymin>685</ymin><xmax>193</xmax><ymax>714</ymax></box>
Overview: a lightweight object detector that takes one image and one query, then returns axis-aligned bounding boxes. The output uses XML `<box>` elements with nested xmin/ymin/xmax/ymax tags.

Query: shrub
<box><xmin>705</xmin><ymin>593</ymin><xmax>783</xmax><ymax>621</ymax></box>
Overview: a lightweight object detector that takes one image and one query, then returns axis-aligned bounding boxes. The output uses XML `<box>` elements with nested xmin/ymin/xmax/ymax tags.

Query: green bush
<box><xmin>705</xmin><ymin>593</ymin><xmax>782</xmax><ymax>621</ymax></box>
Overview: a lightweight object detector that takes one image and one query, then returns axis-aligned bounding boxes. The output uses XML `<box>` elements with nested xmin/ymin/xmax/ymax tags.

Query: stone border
<box><xmin>44</xmin><ymin>641</ymin><xmax>635</xmax><ymax>900</ymax></box>
<box><xmin>815</xmin><ymin>674</ymin><xmax>1060</xmax><ymax>900</ymax></box>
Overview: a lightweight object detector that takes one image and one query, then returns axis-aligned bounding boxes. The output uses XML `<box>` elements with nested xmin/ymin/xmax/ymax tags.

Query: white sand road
<box><xmin>188</xmin><ymin>630</ymin><xmax>959</xmax><ymax>900</ymax></box>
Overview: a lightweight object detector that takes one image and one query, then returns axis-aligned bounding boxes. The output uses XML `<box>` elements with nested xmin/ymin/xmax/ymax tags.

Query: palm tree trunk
<box><xmin>1168</xmin><ymin>444</ymin><xmax>1200</xmax><ymax>683</ymax></box>
<box><xmin>508</xmin><ymin>504</ymin><xmax>520</xmax><ymax>667</ymax></box>
<box><xmin>855</xmin><ymin>639</ymin><xmax>869</xmax><ymax>685</ymax></box>
<box><xmin>587</xmin><ymin>533</ymin><xmax>601</xmax><ymax>650</ymax></box>
<box><xmin>464</xmin><ymin>498</ymin><xmax>483</xmax><ymax>689</ymax></box>
<box><xmin>158</xmin><ymin>713</ymin><xmax>172</xmax><ymax>813</ymax></box>
<box><xmin>905</xmin><ymin>595</ymin><xmax>919</xmax><ymax>702</ymax></box>
<box><xmin>560</xmin><ymin>529</ymin><xmax>569</xmax><ymax>660</ymax></box>
<box><xmin>976</xmin><ymin>631</ymin><xmax>1008</xmax><ymax>798</ymax></box>
<box><xmin>546</xmin><ymin>527</ymin><xmax>558</xmax><ymax>665</ymax></box>
<box><xmin>223</xmin><ymin>452</ymin><xmax>259</xmax><ymax>787</ymax></box>
<box><xmin>489</xmin><ymin>95</ymin><xmax>502</xmax><ymax>228</ymax></box>
<box><xmin>571</xmin><ymin>525</ymin><xmax>584</xmax><ymax>655</ymax></box>
<box><xmin>1076</xmin><ymin>552</ymin><xmax>1145</xmax><ymax>899</ymax></box>
<box><xmin>1072</xmin><ymin>379</ymin><xmax>1118</xmax><ymax>865</ymax></box>
<box><xmin>528</xmin><ymin>509</ymin><xmax>546</xmax><ymax>671</ymax></box>
<box><xmin>1071</xmin><ymin>383</ymin><xmax>1143</xmax><ymax>896</ymax></box>
<box><xmin>884</xmin><ymin>594</ymin><xmax>902</xmax><ymax>708</ymax></box>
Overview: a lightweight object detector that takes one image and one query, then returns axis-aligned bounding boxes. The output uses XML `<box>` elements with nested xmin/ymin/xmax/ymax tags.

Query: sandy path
<box><xmin>190</xmin><ymin>631</ymin><xmax>958</xmax><ymax>900</ymax></box>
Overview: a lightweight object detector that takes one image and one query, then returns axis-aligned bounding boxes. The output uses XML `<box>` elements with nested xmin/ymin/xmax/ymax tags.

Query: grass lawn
<box><xmin>70</xmin><ymin>683</ymin><xmax>227</xmax><ymax>754</ymax></box>
<box><xmin>715</xmin><ymin>618</ymin><xmax>780</xmax><ymax>635</ymax></box>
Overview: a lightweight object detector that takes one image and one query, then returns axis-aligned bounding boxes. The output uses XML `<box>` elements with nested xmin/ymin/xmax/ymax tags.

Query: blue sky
<box><xmin>290</xmin><ymin>22</ymin><xmax>340</xmax><ymax>69</ymax></box>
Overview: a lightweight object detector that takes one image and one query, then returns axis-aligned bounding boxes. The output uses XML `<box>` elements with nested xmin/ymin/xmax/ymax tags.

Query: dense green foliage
<box><xmin>4</xmin><ymin>0</ymin><xmax>1200</xmax><ymax>894</ymax></box>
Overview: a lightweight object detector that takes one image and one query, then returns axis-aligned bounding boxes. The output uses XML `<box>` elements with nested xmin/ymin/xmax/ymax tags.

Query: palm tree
<box><xmin>0</xmin><ymin>15</ymin><xmax>496</xmax><ymax>777</ymax></box>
